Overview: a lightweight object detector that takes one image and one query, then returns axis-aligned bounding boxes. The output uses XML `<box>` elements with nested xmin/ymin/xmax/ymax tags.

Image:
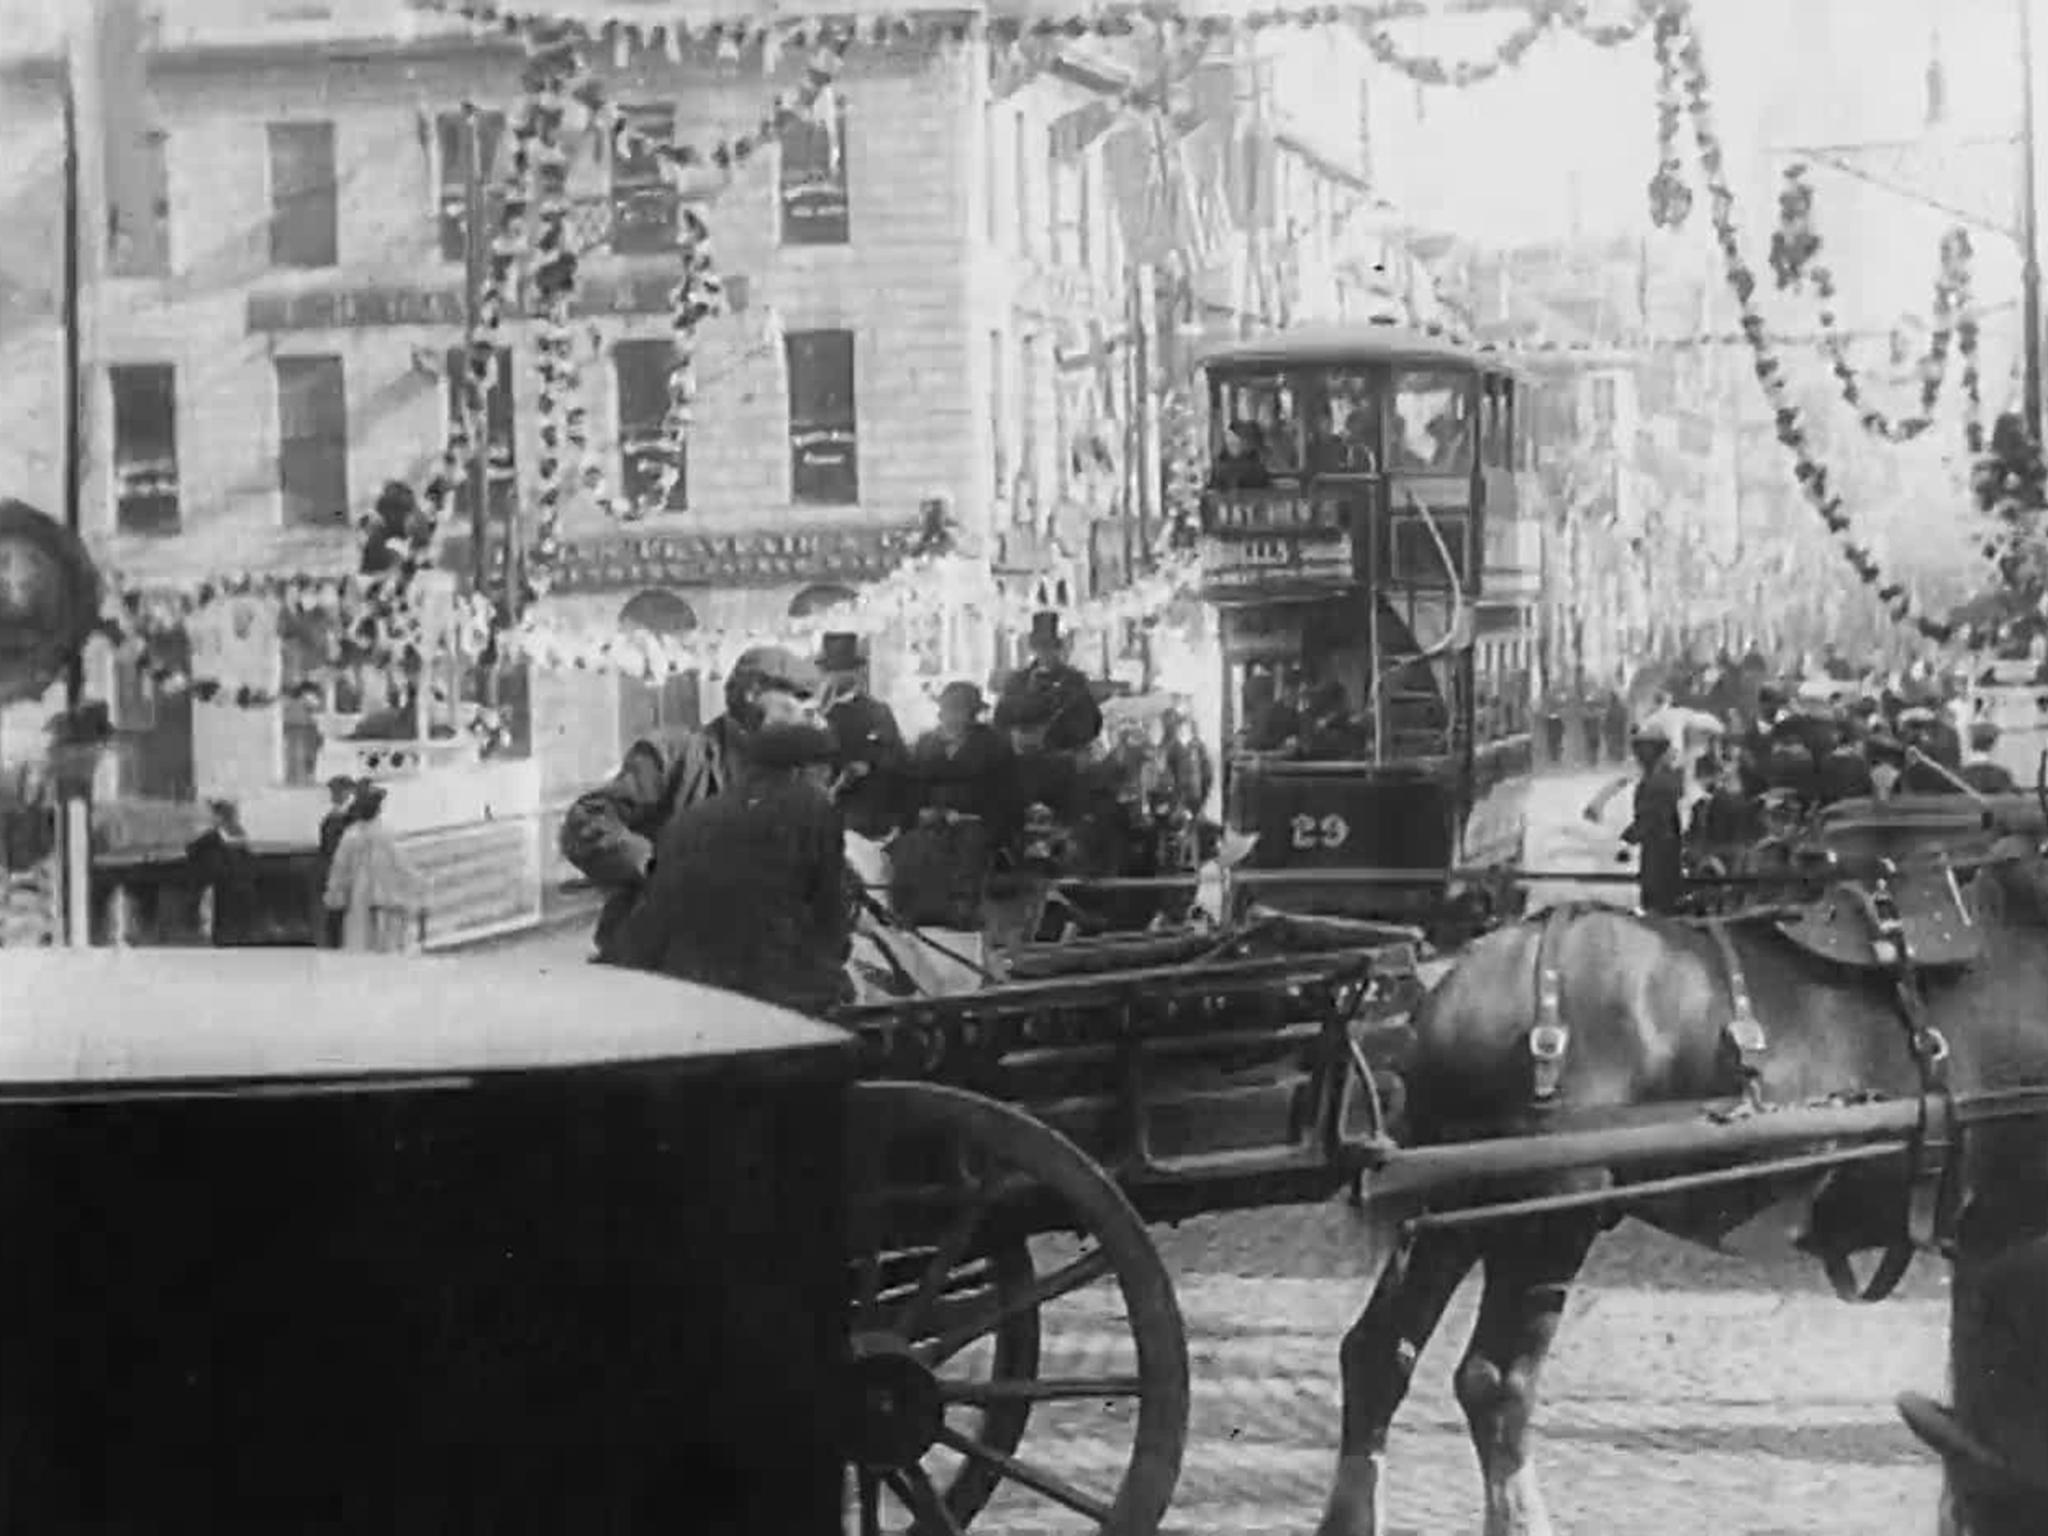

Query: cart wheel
<box><xmin>844</xmin><ymin>1081</ymin><xmax>1190</xmax><ymax>1535</ymax></box>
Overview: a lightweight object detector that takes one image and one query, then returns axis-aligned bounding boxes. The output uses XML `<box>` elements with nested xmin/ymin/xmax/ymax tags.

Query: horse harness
<box><xmin>1524</xmin><ymin>864</ymin><xmax>1966</xmax><ymax>1301</ymax></box>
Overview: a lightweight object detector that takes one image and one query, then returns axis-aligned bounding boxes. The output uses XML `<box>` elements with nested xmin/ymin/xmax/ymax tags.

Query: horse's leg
<box><xmin>1452</xmin><ymin>1215</ymin><xmax>1602</xmax><ymax>1536</ymax></box>
<box><xmin>1315</xmin><ymin>1228</ymin><xmax>1479</xmax><ymax>1536</ymax></box>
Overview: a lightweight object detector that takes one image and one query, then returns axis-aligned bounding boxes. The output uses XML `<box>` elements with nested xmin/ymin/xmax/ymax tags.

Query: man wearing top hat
<box><xmin>560</xmin><ymin>644</ymin><xmax>824</xmax><ymax>958</ymax></box>
<box><xmin>816</xmin><ymin>631</ymin><xmax>907</xmax><ymax>840</ymax></box>
<box><xmin>996</xmin><ymin>611</ymin><xmax>1103</xmax><ymax>755</ymax></box>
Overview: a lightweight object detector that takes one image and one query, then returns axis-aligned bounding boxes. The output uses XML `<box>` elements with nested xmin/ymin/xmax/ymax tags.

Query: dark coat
<box><xmin>607</xmin><ymin>769</ymin><xmax>849</xmax><ymax>1017</ymax></box>
<box><xmin>911</xmin><ymin>724</ymin><xmax>1017</xmax><ymax>840</ymax></box>
<box><xmin>558</xmin><ymin>715</ymin><xmax>750</xmax><ymax>954</ymax></box>
<box><xmin>996</xmin><ymin>661</ymin><xmax>1104</xmax><ymax>753</ymax></box>
<box><xmin>825</xmin><ymin>693</ymin><xmax>907</xmax><ymax>838</ymax></box>
<box><xmin>1625</xmin><ymin>760</ymin><xmax>1686</xmax><ymax>915</ymax></box>
<box><xmin>317</xmin><ymin>808</ymin><xmax>355</xmax><ymax>862</ymax></box>
<box><xmin>184</xmin><ymin>829</ymin><xmax>262</xmax><ymax>947</ymax></box>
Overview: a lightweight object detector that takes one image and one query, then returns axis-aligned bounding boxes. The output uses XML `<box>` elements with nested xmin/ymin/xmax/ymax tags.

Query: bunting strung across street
<box><xmin>1767</xmin><ymin>163</ymin><xmax>1983</xmax><ymax>452</ymax></box>
<box><xmin>1651</xmin><ymin>0</ymin><xmax>1990</xmax><ymax>648</ymax></box>
<box><xmin>1357</xmin><ymin>0</ymin><xmax>1658</xmax><ymax>88</ymax></box>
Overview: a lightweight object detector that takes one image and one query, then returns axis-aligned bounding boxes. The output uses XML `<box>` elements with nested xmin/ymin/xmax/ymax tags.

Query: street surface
<box><xmin>485</xmin><ymin>772</ymin><xmax>1952</xmax><ymax>1534</ymax></box>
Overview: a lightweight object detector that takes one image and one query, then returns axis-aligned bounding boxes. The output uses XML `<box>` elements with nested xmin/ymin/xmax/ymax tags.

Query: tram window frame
<box><xmin>1388</xmin><ymin>368</ymin><xmax>1477</xmax><ymax>475</ymax></box>
<box><xmin>1479</xmin><ymin>379</ymin><xmax>1505</xmax><ymax>469</ymax></box>
<box><xmin>1211</xmin><ymin>371</ymin><xmax>1308</xmax><ymax>483</ymax></box>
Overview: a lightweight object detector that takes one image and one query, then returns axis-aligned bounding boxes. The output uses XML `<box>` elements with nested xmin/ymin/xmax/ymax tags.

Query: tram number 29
<box><xmin>1289</xmin><ymin>812</ymin><xmax>1351</xmax><ymax>852</ymax></box>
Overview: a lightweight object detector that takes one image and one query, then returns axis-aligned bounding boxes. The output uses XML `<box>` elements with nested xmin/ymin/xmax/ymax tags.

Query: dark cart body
<box><xmin>0</xmin><ymin>950</ymin><xmax>855</xmax><ymax>1536</ymax></box>
<box><xmin>829</xmin><ymin>911</ymin><xmax>1428</xmax><ymax>1534</ymax></box>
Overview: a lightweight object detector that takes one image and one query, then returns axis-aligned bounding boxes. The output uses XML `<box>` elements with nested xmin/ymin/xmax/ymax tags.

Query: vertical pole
<box><xmin>1134</xmin><ymin>262</ymin><xmax>1161</xmax><ymax>564</ymax></box>
<box><xmin>2019</xmin><ymin>0</ymin><xmax>2043</xmax><ymax>440</ymax></box>
<box><xmin>460</xmin><ymin>106</ymin><xmax>499</xmax><ymax>720</ymax></box>
<box><xmin>462</xmin><ymin>106</ymin><xmax>491</xmax><ymax>594</ymax></box>
<box><xmin>57</xmin><ymin>49</ymin><xmax>92</xmax><ymax>948</ymax></box>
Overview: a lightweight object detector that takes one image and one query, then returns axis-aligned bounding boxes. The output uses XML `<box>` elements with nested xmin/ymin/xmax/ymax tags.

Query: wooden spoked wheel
<box><xmin>843</xmin><ymin>1081</ymin><xmax>1190</xmax><ymax>1535</ymax></box>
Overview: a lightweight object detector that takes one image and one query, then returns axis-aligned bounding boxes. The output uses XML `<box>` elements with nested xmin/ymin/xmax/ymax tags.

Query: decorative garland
<box><xmin>1360</xmin><ymin>0</ymin><xmax>1656</xmax><ymax>89</ymax></box>
<box><xmin>487</xmin><ymin>551</ymin><xmax>1206</xmax><ymax>681</ymax></box>
<box><xmin>420</xmin><ymin>0</ymin><xmax>1488</xmax><ymax>50</ymax></box>
<box><xmin>521</xmin><ymin>23</ymin><xmax>579</xmax><ymax>601</ymax></box>
<box><xmin>1767</xmin><ymin>162</ymin><xmax>1976</xmax><ymax>446</ymax></box>
<box><xmin>1653</xmin><ymin>1</ymin><xmax>1963</xmax><ymax>643</ymax></box>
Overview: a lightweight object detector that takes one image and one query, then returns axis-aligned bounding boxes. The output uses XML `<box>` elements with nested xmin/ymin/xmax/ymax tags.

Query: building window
<box><xmin>785</xmin><ymin>329</ymin><xmax>858</xmax><ymax>506</ymax></box>
<box><xmin>611</xmin><ymin>104</ymin><xmax>678</xmax><ymax>256</ymax></box>
<box><xmin>110</xmin><ymin>363</ymin><xmax>179</xmax><ymax>535</ymax></box>
<box><xmin>779</xmin><ymin>95</ymin><xmax>848</xmax><ymax>245</ymax></box>
<box><xmin>617</xmin><ymin>590</ymin><xmax>701</xmax><ymax>753</ymax></box>
<box><xmin>275</xmin><ymin>355</ymin><xmax>350</xmax><ymax>527</ymax></box>
<box><xmin>108</xmin><ymin>128</ymin><xmax>170</xmax><ymax>278</ymax></box>
<box><xmin>436</xmin><ymin>108</ymin><xmax>507</xmax><ymax>264</ymax></box>
<box><xmin>267</xmin><ymin>121</ymin><xmax>337</xmax><ymax>269</ymax></box>
<box><xmin>444</xmin><ymin>345</ymin><xmax>517</xmax><ymax>530</ymax></box>
<box><xmin>613</xmin><ymin>337</ymin><xmax>686</xmax><ymax>513</ymax></box>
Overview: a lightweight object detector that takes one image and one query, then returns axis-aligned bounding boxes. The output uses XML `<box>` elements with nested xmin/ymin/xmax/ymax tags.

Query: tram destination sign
<box><xmin>1200</xmin><ymin>489</ymin><xmax>1349</xmax><ymax>538</ymax></box>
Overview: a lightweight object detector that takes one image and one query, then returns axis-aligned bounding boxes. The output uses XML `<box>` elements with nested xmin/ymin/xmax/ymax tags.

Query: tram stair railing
<box><xmin>1368</xmin><ymin>490</ymin><xmax>1469</xmax><ymax>762</ymax></box>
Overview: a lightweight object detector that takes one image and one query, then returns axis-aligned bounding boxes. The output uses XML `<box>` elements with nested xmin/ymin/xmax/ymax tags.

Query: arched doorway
<box><xmin>788</xmin><ymin>583</ymin><xmax>856</xmax><ymax>620</ymax></box>
<box><xmin>617</xmin><ymin>589</ymin><xmax>702</xmax><ymax>750</ymax></box>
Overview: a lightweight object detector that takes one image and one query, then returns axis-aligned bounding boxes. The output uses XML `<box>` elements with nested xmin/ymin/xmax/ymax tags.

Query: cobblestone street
<box><xmin>495</xmin><ymin>773</ymin><xmax>1955</xmax><ymax>1533</ymax></box>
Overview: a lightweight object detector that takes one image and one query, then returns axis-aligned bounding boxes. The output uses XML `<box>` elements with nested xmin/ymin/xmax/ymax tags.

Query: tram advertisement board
<box><xmin>1198</xmin><ymin>534</ymin><xmax>1353</xmax><ymax>594</ymax></box>
<box><xmin>1199</xmin><ymin>488</ymin><xmax>1359</xmax><ymax>593</ymax></box>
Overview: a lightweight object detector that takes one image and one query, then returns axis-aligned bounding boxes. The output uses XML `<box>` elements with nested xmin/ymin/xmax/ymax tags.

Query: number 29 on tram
<box><xmin>1194</xmin><ymin>321</ymin><xmax>1541</xmax><ymax>941</ymax></box>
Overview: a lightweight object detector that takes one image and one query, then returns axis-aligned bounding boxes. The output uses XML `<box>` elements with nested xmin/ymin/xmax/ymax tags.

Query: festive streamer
<box><xmin>1657</xmin><ymin>0</ymin><xmax>1979</xmax><ymax>646</ymax></box>
<box><xmin>521</xmin><ymin>23</ymin><xmax>580</xmax><ymax>599</ymax></box>
<box><xmin>1357</xmin><ymin>0</ymin><xmax>1656</xmax><ymax>90</ymax></box>
<box><xmin>1767</xmin><ymin>162</ymin><xmax>1976</xmax><ymax>445</ymax></box>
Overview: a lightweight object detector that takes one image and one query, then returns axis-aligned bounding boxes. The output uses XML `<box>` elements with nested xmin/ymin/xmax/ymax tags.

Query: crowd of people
<box><xmin>559</xmin><ymin>614</ymin><xmax>1213</xmax><ymax>1015</ymax></box>
<box><xmin>1604</xmin><ymin>666</ymin><xmax>2027</xmax><ymax>916</ymax></box>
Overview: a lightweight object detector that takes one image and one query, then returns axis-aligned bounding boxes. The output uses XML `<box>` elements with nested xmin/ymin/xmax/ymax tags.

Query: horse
<box><xmin>1313</xmin><ymin>794</ymin><xmax>2048</xmax><ymax>1536</ymax></box>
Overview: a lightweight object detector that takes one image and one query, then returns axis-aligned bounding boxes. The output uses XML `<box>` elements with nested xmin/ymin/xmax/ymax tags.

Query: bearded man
<box><xmin>559</xmin><ymin>645</ymin><xmax>823</xmax><ymax>959</ymax></box>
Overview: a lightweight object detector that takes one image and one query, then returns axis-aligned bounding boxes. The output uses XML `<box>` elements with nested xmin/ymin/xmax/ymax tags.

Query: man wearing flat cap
<box><xmin>560</xmin><ymin>642</ymin><xmax>824</xmax><ymax>958</ymax></box>
<box><xmin>816</xmin><ymin>631</ymin><xmax>907</xmax><ymax>840</ymax></box>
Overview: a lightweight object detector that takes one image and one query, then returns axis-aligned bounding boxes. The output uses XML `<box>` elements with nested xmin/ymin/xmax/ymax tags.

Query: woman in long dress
<box><xmin>323</xmin><ymin>782</ymin><xmax>426</xmax><ymax>952</ymax></box>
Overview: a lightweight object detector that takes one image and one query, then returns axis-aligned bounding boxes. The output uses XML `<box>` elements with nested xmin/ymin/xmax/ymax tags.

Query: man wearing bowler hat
<box><xmin>996</xmin><ymin>611</ymin><xmax>1103</xmax><ymax>755</ymax></box>
<box><xmin>816</xmin><ymin>631</ymin><xmax>906</xmax><ymax>840</ymax></box>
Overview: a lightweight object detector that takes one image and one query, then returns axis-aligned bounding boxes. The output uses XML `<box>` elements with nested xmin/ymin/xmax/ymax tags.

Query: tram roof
<box><xmin>1199</xmin><ymin>322</ymin><xmax>1526</xmax><ymax>377</ymax></box>
<box><xmin>0</xmin><ymin>950</ymin><xmax>851</xmax><ymax>1088</ymax></box>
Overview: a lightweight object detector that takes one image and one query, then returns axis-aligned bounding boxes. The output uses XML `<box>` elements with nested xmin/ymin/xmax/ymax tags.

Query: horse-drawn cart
<box><xmin>833</xmin><ymin>911</ymin><xmax>1429</xmax><ymax>1533</ymax></box>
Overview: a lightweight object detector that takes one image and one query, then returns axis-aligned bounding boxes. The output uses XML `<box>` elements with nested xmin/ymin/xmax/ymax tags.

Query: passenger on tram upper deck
<box><xmin>1212</xmin><ymin>420</ymin><xmax>1274</xmax><ymax>490</ymax></box>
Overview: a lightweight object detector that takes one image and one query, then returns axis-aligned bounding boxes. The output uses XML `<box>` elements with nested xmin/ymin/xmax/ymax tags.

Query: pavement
<box><xmin>956</xmin><ymin>772</ymin><xmax>1950</xmax><ymax>1535</ymax></box>
<box><xmin>479</xmin><ymin>773</ymin><xmax>1955</xmax><ymax>1534</ymax></box>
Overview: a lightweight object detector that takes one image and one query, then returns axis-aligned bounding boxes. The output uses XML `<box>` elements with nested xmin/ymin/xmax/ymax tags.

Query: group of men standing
<box><xmin>1609</xmin><ymin>679</ymin><xmax>2023</xmax><ymax>915</ymax></box>
<box><xmin>557</xmin><ymin>613</ymin><xmax>1128</xmax><ymax>1014</ymax></box>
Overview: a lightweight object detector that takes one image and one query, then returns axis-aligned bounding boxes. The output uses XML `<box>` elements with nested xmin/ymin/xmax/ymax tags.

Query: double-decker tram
<box><xmin>1198</xmin><ymin>322</ymin><xmax>1541</xmax><ymax>940</ymax></box>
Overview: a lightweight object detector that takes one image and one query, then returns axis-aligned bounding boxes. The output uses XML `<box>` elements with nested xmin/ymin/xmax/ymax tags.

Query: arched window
<box><xmin>617</xmin><ymin>589</ymin><xmax>701</xmax><ymax>748</ymax></box>
<box><xmin>788</xmin><ymin>583</ymin><xmax>856</xmax><ymax>619</ymax></box>
<box><xmin>618</xmin><ymin>589</ymin><xmax>699</xmax><ymax>636</ymax></box>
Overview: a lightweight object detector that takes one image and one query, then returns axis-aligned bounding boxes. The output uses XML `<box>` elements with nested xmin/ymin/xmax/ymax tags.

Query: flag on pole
<box><xmin>74</xmin><ymin>0</ymin><xmax>161</xmax><ymax>277</ymax></box>
<box><xmin>1925</xmin><ymin>30</ymin><xmax>1946</xmax><ymax>128</ymax></box>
